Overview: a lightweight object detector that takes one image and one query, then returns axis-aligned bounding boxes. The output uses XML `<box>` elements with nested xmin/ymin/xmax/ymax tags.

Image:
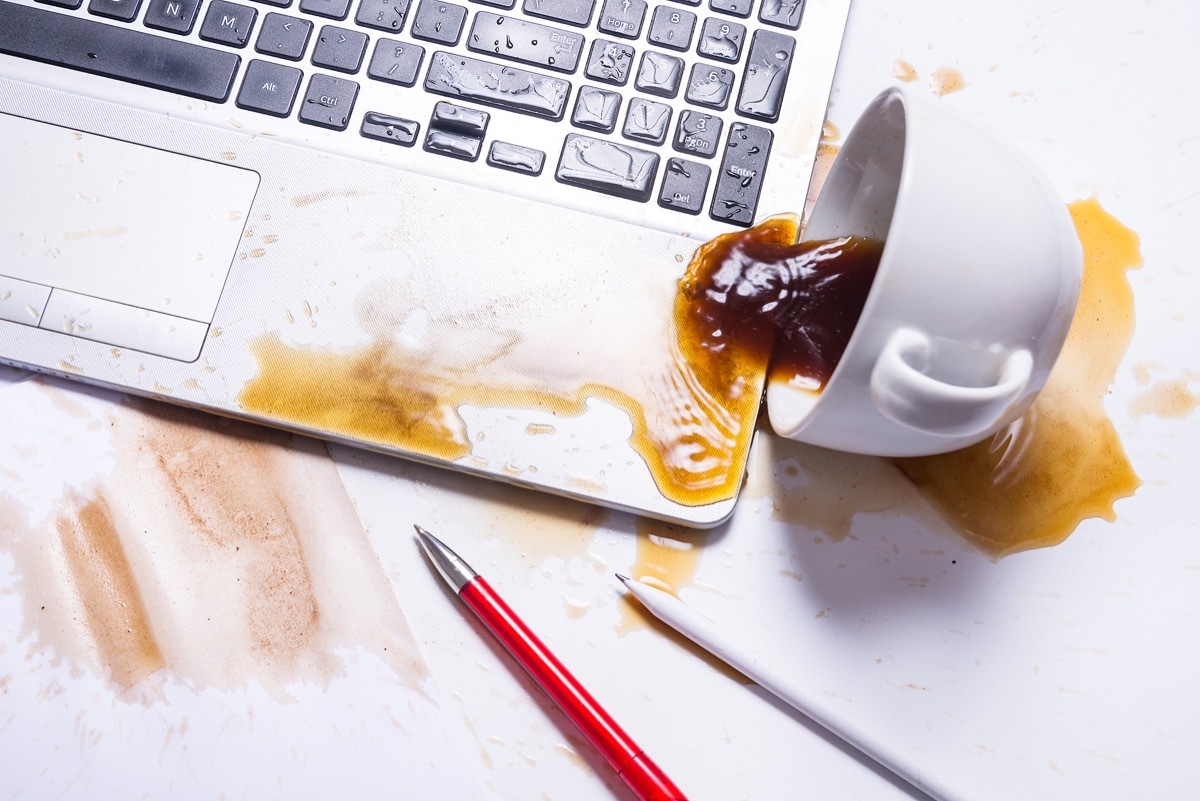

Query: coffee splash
<box><xmin>0</xmin><ymin>386</ymin><xmax>428</xmax><ymax>694</ymax></box>
<box><xmin>675</xmin><ymin>217</ymin><xmax>883</xmax><ymax>393</ymax></box>
<box><xmin>895</xmin><ymin>198</ymin><xmax>1142</xmax><ymax>556</ymax></box>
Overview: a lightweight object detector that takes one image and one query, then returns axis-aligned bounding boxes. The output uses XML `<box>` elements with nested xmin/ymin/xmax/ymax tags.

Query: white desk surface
<box><xmin>3</xmin><ymin>1</ymin><xmax>1199</xmax><ymax>800</ymax></box>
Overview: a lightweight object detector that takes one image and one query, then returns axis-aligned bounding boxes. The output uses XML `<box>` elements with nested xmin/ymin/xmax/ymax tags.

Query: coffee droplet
<box><xmin>895</xmin><ymin>198</ymin><xmax>1142</xmax><ymax>557</ymax></box>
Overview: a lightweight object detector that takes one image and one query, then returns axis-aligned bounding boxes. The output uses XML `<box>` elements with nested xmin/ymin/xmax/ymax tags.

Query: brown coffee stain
<box><xmin>617</xmin><ymin>519</ymin><xmax>751</xmax><ymax>683</ymax></box>
<box><xmin>240</xmin><ymin>295</ymin><xmax>764</xmax><ymax>508</ymax></box>
<box><xmin>0</xmin><ymin>389</ymin><xmax>429</xmax><ymax>695</ymax></box>
<box><xmin>896</xmin><ymin>198</ymin><xmax>1142</xmax><ymax>557</ymax></box>
<box><xmin>1129</xmin><ymin>367</ymin><xmax>1200</xmax><ymax>419</ymax></box>
<box><xmin>892</xmin><ymin>59</ymin><xmax>919</xmax><ymax>83</ymax></box>
<box><xmin>743</xmin><ymin>434</ymin><xmax>918</xmax><ymax>541</ymax></box>
<box><xmin>54</xmin><ymin>495</ymin><xmax>165</xmax><ymax>687</ymax></box>
<box><xmin>929</xmin><ymin>67</ymin><xmax>966</xmax><ymax>97</ymax></box>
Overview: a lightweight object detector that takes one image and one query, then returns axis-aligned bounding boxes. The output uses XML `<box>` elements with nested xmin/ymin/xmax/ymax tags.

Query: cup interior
<box><xmin>804</xmin><ymin>90</ymin><xmax>906</xmax><ymax>245</ymax></box>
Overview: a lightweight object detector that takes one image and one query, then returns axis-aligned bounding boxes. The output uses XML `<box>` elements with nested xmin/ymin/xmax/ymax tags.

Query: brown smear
<box><xmin>54</xmin><ymin>496</ymin><xmax>165</xmax><ymax>687</ymax></box>
<box><xmin>0</xmin><ymin>393</ymin><xmax>428</xmax><ymax>694</ymax></box>
<box><xmin>895</xmin><ymin>198</ymin><xmax>1142</xmax><ymax>557</ymax></box>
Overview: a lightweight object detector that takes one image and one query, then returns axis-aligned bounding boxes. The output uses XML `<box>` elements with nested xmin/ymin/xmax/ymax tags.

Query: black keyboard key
<box><xmin>571</xmin><ymin>85</ymin><xmax>620</xmax><ymax>132</ymax></box>
<box><xmin>200</xmin><ymin>0</ymin><xmax>258</xmax><ymax>47</ymax></box>
<box><xmin>361</xmin><ymin>111</ymin><xmax>420</xmax><ymax>145</ymax></box>
<box><xmin>430</xmin><ymin>99</ymin><xmax>489</xmax><ymax>135</ymax></box>
<box><xmin>311</xmin><ymin>24</ymin><xmax>368</xmax><ymax>72</ymax></box>
<box><xmin>467</xmin><ymin>12</ymin><xmax>584</xmax><ymax>73</ymax></box>
<box><xmin>88</xmin><ymin>0</ymin><xmax>143</xmax><ymax>21</ymax></box>
<box><xmin>488</xmin><ymin>141</ymin><xmax>545</xmax><ymax>175</ymax></box>
<box><xmin>298</xmin><ymin>0</ymin><xmax>351</xmax><ymax>18</ymax></box>
<box><xmin>144</xmin><ymin>0</ymin><xmax>202</xmax><ymax>32</ymax></box>
<box><xmin>634</xmin><ymin>51</ymin><xmax>683</xmax><ymax>98</ymax></box>
<box><xmin>366</xmin><ymin>37</ymin><xmax>424</xmax><ymax>85</ymax></box>
<box><xmin>673</xmin><ymin>109</ymin><xmax>721</xmax><ymax>157</ymax></box>
<box><xmin>556</xmin><ymin>133</ymin><xmax>658</xmax><ymax>201</ymax></box>
<box><xmin>736</xmin><ymin>29</ymin><xmax>793</xmax><ymax>121</ymax></box>
<box><xmin>685</xmin><ymin>62</ymin><xmax>733</xmax><ymax>108</ymax></box>
<box><xmin>658</xmin><ymin>157</ymin><xmax>709</xmax><ymax>214</ymax></box>
<box><xmin>298</xmin><ymin>72</ymin><xmax>359</xmax><ymax>128</ymax></box>
<box><xmin>710</xmin><ymin>121</ymin><xmax>770</xmax><ymax>225</ymax></box>
<box><xmin>696</xmin><ymin>17</ymin><xmax>744</xmax><ymax>62</ymax></box>
<box><xmin>758</xmin><ymin>0</ymin><xmax>803</xmax><ymax>29</ymax></box>
<box><xmin>255</xmin><ymin>12</ymin><xmax>313</xmax><ymax>59</ymax></box>
<box><xmin>423</xmin><ymin>102</ymin><xmax>488</xmax><ymax>161</ymax></box>
<box><xmin>255</xmin><ymin>0</ymin><xmax>291</xmax><ymax>7</ymax></box>
<box><xmin>424</xmin><ymin>51</ymin><xmax>571</xmax><ymax>120</ymax></box>
<box><xmin>584</xmin><ymin>39</ymin><xmax>633</xmax><ymax>85</ymax></box>
<box><xmin>708</xmin><ymin>0</ymin><xmax>749</xmax><ymax>16</ymax></box>
<box><xmin>410</xmin><ymin>0</ymin><xmax>467</xmax><ymax>44</ymax></box>
<box><xmin>425</xmin><ymin>130</ymin><xmax>484</xmax><ymax>159</ymax></box>
<box><xmin>521</xmin><ymin>0</ymin><xmax>592</xmax><ymax>26</ymax></box>
<box><xmin>646</xmin><ymin>5</ymin><xmax>695</xmax><ymax>51</ymax></box>
<box><xmin>595</xmin><ymin>0</ymin><xmax>644</xmax><ymax>38</ymax></box>
<box><xmin>0</xmin><ymin>0</ymin><xmax>240</xmax><ymax>101</ymax></box>
<box><xmin>473</xmin><ymin>0</ymin><xmax>515</xmax><ymax>7</ymax></box>
<box><xmin>236</xmin><ymin>58</ymin><xmax>302</xmax><ymax>115</ymax></box>
<box><xmin>622</xmin><ymin>97</ymin><xmax>670</xmax><ymax>144</ymax></box>
<box><xmin>355</xmin><ymin>0</ymin><xmax>412</xmax><ymax>32</ymax></box>
<box><xmin>36</xmin><ymin>0</ymin><xmax>83</xmax><ymax>8</ymax></box>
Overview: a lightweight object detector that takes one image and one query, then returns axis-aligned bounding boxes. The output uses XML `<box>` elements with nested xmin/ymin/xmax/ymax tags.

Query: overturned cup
<box><xmin>766</xmin><ymin>86</ymin><xmax>1083</xmax><ymax>457</ymax></box>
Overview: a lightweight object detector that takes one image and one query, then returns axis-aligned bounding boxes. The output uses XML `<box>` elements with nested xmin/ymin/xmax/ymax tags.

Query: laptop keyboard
<box><xmin>0</xmin><ymin>0</ymin><xmax>829</xmax><ymax>226</ymax></box>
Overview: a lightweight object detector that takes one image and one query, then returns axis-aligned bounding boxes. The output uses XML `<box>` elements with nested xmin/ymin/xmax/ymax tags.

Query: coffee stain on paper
<box><xmin>0</xmin><ymin>390</ymin><xmax>427</xmax><ymax>695</ymax></box>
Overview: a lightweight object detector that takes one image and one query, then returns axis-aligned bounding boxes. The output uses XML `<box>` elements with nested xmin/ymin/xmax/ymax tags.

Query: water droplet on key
<box><xmin>774</xmin><ymin>50</ymin><xmax>789</xmax><ymax>60</ymax></box>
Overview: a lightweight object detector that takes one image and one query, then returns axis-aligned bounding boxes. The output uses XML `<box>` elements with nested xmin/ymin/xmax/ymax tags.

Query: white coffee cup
<box><xmin>767</xmin><ymin>86</ymin><xmax>1083</xmax><ymax>456</ymax></box>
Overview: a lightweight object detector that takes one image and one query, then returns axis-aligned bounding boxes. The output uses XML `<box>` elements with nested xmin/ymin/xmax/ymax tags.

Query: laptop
<box><xmin>0</xmin><ymin>0</ymin><xmax>850</xmax><ymax>527</ymax></box>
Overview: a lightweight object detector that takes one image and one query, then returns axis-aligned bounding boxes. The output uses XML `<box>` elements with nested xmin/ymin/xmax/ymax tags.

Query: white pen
<box><xmin>616</xmin><ymin>574</ymin><xmax>961</xmax><ymax>801</ymax></box>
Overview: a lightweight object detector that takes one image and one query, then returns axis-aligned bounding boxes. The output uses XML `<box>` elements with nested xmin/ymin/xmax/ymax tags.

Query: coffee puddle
<box><xmin>242</xmin><ymin>197</ymin><xmax>1142</xmax><ymax>560</ymax></box>
<box><xmin>0</xmin><ymin>388</ymin><xmax>428</xmax><ymax>695</ymax></box>
<box><xmin>895</xmin><ymin>198</ymin><xmax>1142</xmax><ymax>556</ymax></box>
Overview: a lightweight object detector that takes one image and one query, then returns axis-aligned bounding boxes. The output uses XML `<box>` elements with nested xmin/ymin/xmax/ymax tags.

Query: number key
<box><xmin>647</xmin><ymin>5</ymin><xmax>696</xmax><ymax>51</ymax></box>
<box><xmin>685</xmin><ymin>62</ymin><xmax>734</xmax><ymax>109</ymax></box>
<box><xmin>696</xmin><ymin>17</ymin><xmax>745</xmax><ymax>62</ymax></box>
<box><xmin>673</xmin><ymin>109</ymin><xmax>721</xmax><ymax>157</ymax></box>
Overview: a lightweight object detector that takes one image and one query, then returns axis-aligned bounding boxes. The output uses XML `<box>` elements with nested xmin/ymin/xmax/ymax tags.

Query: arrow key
<box><xmin>255</xmin><ymin>12</ymin><xmax>313</xmax><ymax>60</ymax></box>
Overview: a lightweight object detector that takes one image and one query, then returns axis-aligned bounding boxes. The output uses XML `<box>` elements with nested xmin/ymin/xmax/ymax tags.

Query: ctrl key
<box><xmin>298</xmin><ymin>73</ymin><xmax>359</xmax><ymax>130</ymax></box>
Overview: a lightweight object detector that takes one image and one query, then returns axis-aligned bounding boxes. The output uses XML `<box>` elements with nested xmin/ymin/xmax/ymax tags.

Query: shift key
<box><xmin>0</xmin><ymin>0</ymin><xmax>240</xmax><ymax>102</ymax></box>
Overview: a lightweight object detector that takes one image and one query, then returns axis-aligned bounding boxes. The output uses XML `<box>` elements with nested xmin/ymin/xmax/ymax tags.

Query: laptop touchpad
<box><xmin>0</xmin><ymin>113</ymin><xmax>259</xmax><ymax>361</ymax></box>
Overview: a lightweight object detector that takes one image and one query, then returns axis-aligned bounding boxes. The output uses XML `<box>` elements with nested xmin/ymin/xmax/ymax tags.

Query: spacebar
<box><xmin>0</xmin><ymin>0</ymin><xmax>240</xmax><ymax>102</ymax></box>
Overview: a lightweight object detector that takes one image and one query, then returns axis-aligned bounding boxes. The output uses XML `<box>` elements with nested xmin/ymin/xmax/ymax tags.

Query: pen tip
<box><xmin>414</xmin><ymin>524</ymin><xmax>430</xmax><ymax>538</ymax></box>
<box><xmin>615</xmin><ymin>573</ymin><xmax>631</xmax><ymax>585</ymax></box>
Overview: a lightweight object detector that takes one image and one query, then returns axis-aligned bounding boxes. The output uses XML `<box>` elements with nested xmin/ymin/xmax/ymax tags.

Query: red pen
<box><xmin>415</xmin><ymin>525</ymin><xmax>688</xmax><ymax>801</ymax></box>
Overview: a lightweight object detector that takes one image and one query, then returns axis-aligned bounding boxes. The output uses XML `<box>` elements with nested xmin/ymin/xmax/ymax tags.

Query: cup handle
<box><xmin>869</xmin><ymin>327</ymin><xmax>1034</xmax><ymax>439</ymax></box>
